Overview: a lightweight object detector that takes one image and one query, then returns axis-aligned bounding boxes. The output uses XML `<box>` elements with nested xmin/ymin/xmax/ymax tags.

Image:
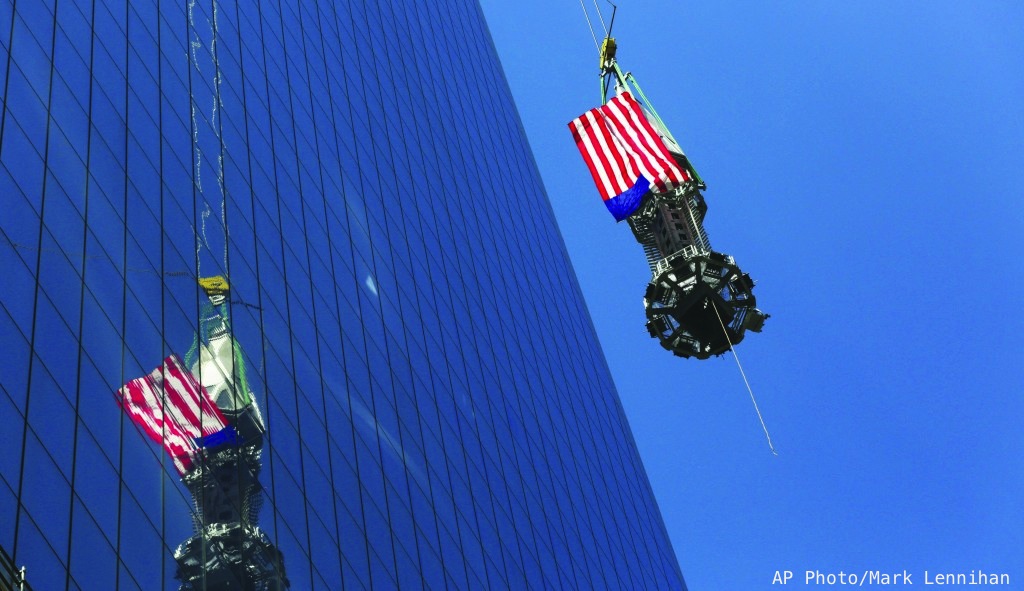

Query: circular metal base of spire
<box><xmin>174</xmin><ymin>523</ymin><xmax>289</xmax><ymax>590</ymax></box>
<box><xmin>644</xmin><ymin>250</ymin><xmax>767</xmax><ymax>359</ymax></box>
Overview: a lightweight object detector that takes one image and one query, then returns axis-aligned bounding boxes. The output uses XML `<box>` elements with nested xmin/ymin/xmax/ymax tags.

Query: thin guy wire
<box><xmin>711</xmin><ymin>302</ymin><xmax>778</xmax><ymax>455</ymax></box>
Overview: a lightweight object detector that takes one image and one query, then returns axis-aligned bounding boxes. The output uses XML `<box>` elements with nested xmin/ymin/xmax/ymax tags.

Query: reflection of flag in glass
<box><xmin>116</xmin><ymin>354</ymin><xmax>229</xmax><ymax>475</ymax></box>
<box><xmin>568</xmin><ymin>91</ymin><xmax>692</xmax><ymax>221</ymax></box>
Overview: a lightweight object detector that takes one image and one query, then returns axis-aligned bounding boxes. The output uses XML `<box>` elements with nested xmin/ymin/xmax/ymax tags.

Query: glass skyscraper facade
<box><xmin>0</xmin><ymin>0</ymin><xmax>686</xmax><ymax>588</ymax></box>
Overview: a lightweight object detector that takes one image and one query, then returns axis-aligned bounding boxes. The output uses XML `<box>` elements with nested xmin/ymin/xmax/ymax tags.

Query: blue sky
<box><xmin>479</xmin><ymin>1</ymin><xmax>1024</xmax><ymax>587</ymax></box>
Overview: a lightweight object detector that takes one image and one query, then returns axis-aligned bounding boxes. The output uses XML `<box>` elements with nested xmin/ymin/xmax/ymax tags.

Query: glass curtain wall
<box><xmin>0</xmin><ymin>0</ymin><xmax>686</xmax><ymax>589</ymax></box>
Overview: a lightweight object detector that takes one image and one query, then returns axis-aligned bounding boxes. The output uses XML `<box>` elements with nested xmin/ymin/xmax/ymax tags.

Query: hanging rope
<box><xmin>711</xmin><ymin>301</ymin><xmax>778</xmax><ymax>456</ymax></box>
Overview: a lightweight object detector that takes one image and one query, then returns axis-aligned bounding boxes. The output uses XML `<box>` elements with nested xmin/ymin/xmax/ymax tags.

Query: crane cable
<box><xmin>711</xmin><ymin>302</ymin><xmax>778</xmax><ymax>456</ymax></box>
<box><xmin>591</xmin><ymin>0</ymin><xmax>609</xmax><ymax>36</ymax></box>
<box><xmin>578</xmin><ymin>0</ymin><xmax>601</xmax><ymax>52</ymax></box>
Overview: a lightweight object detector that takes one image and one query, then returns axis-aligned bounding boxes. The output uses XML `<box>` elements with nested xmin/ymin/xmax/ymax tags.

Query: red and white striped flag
<box><xmin>569</xmin><ymin>92</ymin><xmax>691</xmax><ymax>219</ymax></box>
<box><xmin>116</xmin><ymin>354</ymin><xmax>228</xmax><ymax>475</ymax></box>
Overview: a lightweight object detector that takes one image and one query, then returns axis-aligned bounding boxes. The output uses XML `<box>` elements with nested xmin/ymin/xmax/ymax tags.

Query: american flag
<box><xmin>569</xmin><ymin>92</ymin><xmax>691</xmax><ymax>219</ymax></box>
<box><xmin>116</xmin><ymin>354</ymin><xmax>228</xmax><ymax>475</ymax></box>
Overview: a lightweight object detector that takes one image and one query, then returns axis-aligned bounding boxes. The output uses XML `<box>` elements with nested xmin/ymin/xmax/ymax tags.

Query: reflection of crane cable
<box><xmin>211</xmin><ymin>0</ymin><xmax>229</xmax><ymax>274</ymax></box>
<box><xmin>578</xmin><ymin>0</ymin><xmax>600</xmax><ymax>52</ymax></box>
<box><xmin>711</xmin><ymin>301</ymin><xmax>777</xmax><ymax>456</ymax></box>
<box><xmin>188</xmin><ymin>0</ymin><xmax>230</xmax><ymax>280</ymax></box>
<box><xmin>1</xmin><ymin>237</ymin><xmax>261</xmax><ymax>309</ymax></box>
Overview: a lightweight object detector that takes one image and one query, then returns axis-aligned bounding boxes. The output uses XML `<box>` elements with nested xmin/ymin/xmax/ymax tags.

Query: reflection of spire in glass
<box><xmin>192</xmin><ymin>296</ymin><xmax>250</xmax><ymax>412</ymax></box>
<box><xmin>172</xmin><ymin>276</ymin><xmax>284</xmax><ymax>590</ymax></box>
<box><xmin>190</xmin><ymin>276</ymin><xmax>265</xmax><ymax>438</ymax></box>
